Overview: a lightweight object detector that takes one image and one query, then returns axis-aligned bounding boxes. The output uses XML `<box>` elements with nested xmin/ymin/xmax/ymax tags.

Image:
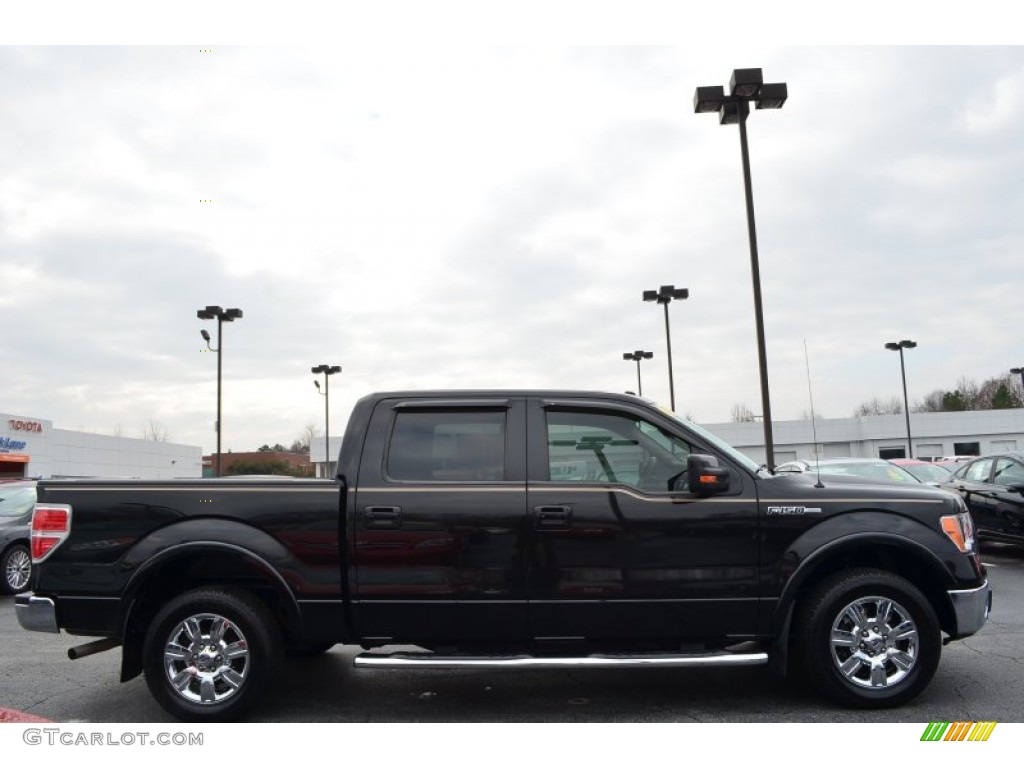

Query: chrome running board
<box><xmin>353</xmin><ymin>650</ymin><xmax>768</xmax><ymax>669</ymax></box>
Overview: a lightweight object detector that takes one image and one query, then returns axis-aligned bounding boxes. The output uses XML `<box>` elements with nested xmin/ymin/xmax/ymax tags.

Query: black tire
<box><xmin>143</xmin><ymin>588</ymin><xmax>282</xmax><ymax>721</ymax></box>
<box><xmin>1</xmin><ymin>544</ymin><xmax>31</xmax><ymax>595</ymax></box>
<box><xmin>796</xmin><ymin>568</ymin><xmax>941</xmax><ymax>708</ymax></box>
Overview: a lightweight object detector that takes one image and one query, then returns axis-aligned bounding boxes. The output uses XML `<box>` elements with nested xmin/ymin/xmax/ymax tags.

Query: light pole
<box><xmin>643</xmin><ymin>285</ymin><xmax>688</xmax><ymax>411</ymax></box>
<box><xmin>197</xmin><ymin>305</ymin><xmax>243</xmax><ymax>477</ymax></box>
<box><xmin>1011</xmin><ymin>367</ymin><xmax>1024</xmax><ymax>398</ymax></box>
<box><xmin>312</xmin><ymin>364</ymin><xmax>342</xmax><ymax>478</ymax></box>
<box><xmin>695</xmin><ymin>68</ymin><xmax>787</xmax><ymax>468</ymax></box>
<box><xmin>622</xmin><ymin>350</ymin><xmax>653</xmax><ymax>397</ymax></box>
<box><xmin>885</xmin><ymin>340</ymin><xmax>917</xmax><ymax>459</ymax></box>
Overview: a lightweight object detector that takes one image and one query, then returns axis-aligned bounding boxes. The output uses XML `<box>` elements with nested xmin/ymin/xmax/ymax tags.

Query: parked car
<box><xmin>940</xmin><ymin>453</ymin><xmax>1024</xmax><ymax>545</ymax></box>
<box><xmin>889</xmin><ymin>459</ymin><xmax>954</xmax><ymax>486</ymax></box>
<box><xmin>775</xmin><ymin>457</ymin><xmax>922</xmax><ymax>485</ymax></box>
<box><xmin>0</xmin><ymin>479</ymin><xmax>36</xmax><ymax>594</ymax></box>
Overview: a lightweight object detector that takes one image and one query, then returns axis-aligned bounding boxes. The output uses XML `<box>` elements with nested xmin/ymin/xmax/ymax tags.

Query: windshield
<box><xmin>0</xmin><ymin>484</ymin><xmax>36</xmax><ymax>517</ymax></box>
<box><xmin>898</xmin><ymin>463</ymin><xmax>953</xmax><ymax>483</ymax></box>
<box><xmin>818</xmin><ymin>461</ymin><xmax>920</xmax><ymax>484</ymax></box>
<box><xmin>661</xmin><ymin>407</ymin><xmax>761</xmax><ymax>474</ymax></box>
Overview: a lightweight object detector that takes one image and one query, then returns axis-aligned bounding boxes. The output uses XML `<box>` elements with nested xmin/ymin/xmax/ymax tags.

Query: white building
<box><xmin>310</xmin><ymin>436</ymin><xmax>341</xmax><ymax>479</ymax></box>
<box><xmin>703</xmin><ymin>409</ymin><xmax>1024</xmax><ymax>465</ymax></box>
<box><xmin>1</xmin><ymin>411</ymin><xmax>202</xmax><ymax>479</ymax></box>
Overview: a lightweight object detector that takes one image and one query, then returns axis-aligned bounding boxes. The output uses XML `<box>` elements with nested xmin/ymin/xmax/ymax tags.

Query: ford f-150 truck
<box><xmin>16</xmin><ymin>390</ymin><xmax>991</xmax><ymax>721</ymax></box>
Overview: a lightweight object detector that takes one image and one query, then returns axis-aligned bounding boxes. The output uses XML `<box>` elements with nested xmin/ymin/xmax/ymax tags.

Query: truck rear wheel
<box><xmin>796</xmin><ymin>568</ymin><xmax>941</xmax><ymax>708</ymax></box>
<box><xmin>143</xmin><ymin>587</ymin><xmax>281</xmax><ymax>721</ymax></box>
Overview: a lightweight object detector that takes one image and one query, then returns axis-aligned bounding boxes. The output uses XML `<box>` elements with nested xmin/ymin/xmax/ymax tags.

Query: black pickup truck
<box><xmin>17</xmin><ymin>390</ymin><xmax>991</xmax><ymax>721</ymax></box>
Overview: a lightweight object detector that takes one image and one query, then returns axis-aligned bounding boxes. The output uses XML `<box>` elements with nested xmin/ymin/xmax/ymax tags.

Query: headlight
<box><xmin>941</xmin><ymin>511</ymin><xmax>976</xmax><ymax>553</ymax></box>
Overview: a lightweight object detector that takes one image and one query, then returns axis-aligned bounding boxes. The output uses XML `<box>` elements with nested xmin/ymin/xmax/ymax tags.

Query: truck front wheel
<box><xmin>143</xmin><ymin>588</ymin><xmax>281</xmax><ymax>721</ymax></box>
<box><xmin>796</xmin><ymin>568</ymin><xmax>941</xmax><ymax>708</ymax></box>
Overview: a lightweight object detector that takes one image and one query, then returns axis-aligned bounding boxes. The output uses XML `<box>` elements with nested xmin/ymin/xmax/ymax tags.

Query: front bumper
<box><xmin>15</xmin><ymin>595</ymin><xmax>59</xmax><ymax>633</ymax></box>
<box><xmin>948</xmin><ymin>580</ymin><xmax>992</xmax><ymax>638</ymax></box>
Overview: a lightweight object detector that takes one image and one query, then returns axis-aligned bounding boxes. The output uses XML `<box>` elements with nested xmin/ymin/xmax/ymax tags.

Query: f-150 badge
<box><xmin>767</xmin><ymin>506</ymin><xmax>823</xmax><ymax>515</ymax></box>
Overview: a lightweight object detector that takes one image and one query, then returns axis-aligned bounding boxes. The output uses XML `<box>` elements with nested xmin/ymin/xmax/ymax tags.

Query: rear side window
<box><xmin>387</xmin><ymin>410</ymin><xmax>506</xmax><ymax>482</ymax></box>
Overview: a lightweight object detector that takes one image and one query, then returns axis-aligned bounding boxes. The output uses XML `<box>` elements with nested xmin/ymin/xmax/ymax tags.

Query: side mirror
<box><xmin>1007</xmin><ymin>483</ymin><xmax>1024</xmax><ymax>496</ymax></box>
<box><xmin>682</xmin><ymin>454</ymin><xmax>730</xmax><ymax>494</ymax></box>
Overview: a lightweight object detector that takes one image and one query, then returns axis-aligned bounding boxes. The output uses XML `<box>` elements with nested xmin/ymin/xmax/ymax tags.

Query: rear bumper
<box><xmin>15</xmin><ymin>595</ymin><xmax>59</xmax><ymax>634</ymax></box>
<box><xmin>948</xmin><ymin>580</ymin><xmax>991</xmax><ymax>638</ymax></box>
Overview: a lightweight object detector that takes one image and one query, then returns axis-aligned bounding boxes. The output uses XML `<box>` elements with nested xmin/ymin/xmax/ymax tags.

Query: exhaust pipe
<box><xmin>68</xmin><ymin>638</ymin><xmax>121</xmax><ymax>660</ymax></box>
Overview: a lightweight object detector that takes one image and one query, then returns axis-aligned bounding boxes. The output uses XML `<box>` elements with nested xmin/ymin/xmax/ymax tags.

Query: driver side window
<box><xmin>546</xmin><ymin>410</ymin><xmax>691</xmax><ymax>491</ymax></box>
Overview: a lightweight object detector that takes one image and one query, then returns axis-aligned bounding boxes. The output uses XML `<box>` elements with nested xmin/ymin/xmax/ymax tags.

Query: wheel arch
<box><xmin>771</xmin><ymin>533</ymin><xmax>958</xmax><ymax>675</ymax></box>
<box><xmin>119</xmin><ymin>542</ymin><xmax>302</xmax><ymax>682</ymax></box>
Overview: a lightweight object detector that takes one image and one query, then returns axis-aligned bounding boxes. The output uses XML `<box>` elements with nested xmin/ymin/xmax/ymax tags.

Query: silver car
<box><xmin>774</xmin><ymin>457</ymin><xmax>922</xmax><ymax>485</ymax></box>
<box><xmin>0</xmin><ymin>480</ymin><xmax>35</xmax><ymax>594</ymax></box>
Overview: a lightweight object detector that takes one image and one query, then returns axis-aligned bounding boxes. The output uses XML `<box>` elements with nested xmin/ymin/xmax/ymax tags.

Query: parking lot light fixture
<box><xmin>312</xmin><ymin>364</ymin><xmax>342</xmax><ymax>478</ymax></box>
<box><xmin>197</xmin><ymin>306</ymin><xmax>243</xmax><ymax>477</ymax></box>
<box><xmin>623</xmin><ymin>350</ymin><xmax>654</xmax><ymax>397</ymax></box>
<box><xmin>694</xmin><ymin>67</ymin><xmax>787</xmax><ymax>468</ymax></box>
<box><xmin>643</xmin><ymin>285</ymin><xmax>689</xmax><ymax>411</ymax></box>
<box><xmin>1012</xmin><ymin>367</ymin><xmax>1024</xmax><ymax>393</ymax></box>
<box><xmin>885</xmin><ymin>340</ymin><xmax>918</xmax><ymax>459</ymax></box>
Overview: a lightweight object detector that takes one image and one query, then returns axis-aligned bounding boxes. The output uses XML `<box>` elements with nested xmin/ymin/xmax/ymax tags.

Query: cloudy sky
<box><xmin>2</xmin><ymin>41</ymin><xmax>1022</xmax><ymax>454</ymax></box>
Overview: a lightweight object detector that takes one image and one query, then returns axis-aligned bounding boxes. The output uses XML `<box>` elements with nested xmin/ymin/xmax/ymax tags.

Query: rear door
<box><xmin>525</xmin><ymin>398</ymin><xmax>760</xmax><ymax>644</ymax></box>
<box><xmin>351</xmin><ymin>397</ymin><xmax>529</xmax><ymax>643</ymax></box>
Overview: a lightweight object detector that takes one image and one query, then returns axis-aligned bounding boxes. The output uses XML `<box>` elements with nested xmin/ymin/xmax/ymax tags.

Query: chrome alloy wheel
<box><xmin>830</xmin><ymin>596</ymin><xmax>919</xmax><ymax>689</ymax></box>
<box><xmin>5</xmin><ymin>547</ymin><xmax>31</xmax><ymax>592</ymax></box>
<box><xmin>163</xmin><ymin>613</ymin><xmax>250</xmax><ymax>704</ymax></box>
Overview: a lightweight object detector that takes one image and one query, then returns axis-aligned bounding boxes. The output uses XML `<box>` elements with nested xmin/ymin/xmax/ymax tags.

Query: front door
<box><xmin>525</xmin><ymin>399</ymin><xmax>759</xmax><ymax>644</ymax></box>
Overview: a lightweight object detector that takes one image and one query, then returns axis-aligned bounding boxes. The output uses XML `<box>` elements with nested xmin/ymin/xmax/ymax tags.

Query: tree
<box><xmin>915</xmin><ymin>390</ymin><xmax>946</xmax><ymax>413</ymax></box>
<box><xmin>226</xmin><ymin>458</ymin><xmax>292</xmax><ymax>476</ymax></box>
<box><xmin>142</xmin><ymin>419</ymin><xmax>169</xmax><ymax>442</ymax></box>
<box><xmin>257</xmin><ymin>443</ymin><xmax>288</xmax><ymax>453</ymax></box>
<box><xmin>954</xmin><ymin>376</ymin><xmax>982</xmax><ymax>410</ymax></box>
<box><xmin>854</xmin><ymin>396</ymin><xmax>903</xmax><ymax>417</ymax></box>
<box><xmin>865</xmin><ymin>371</ymin><xmax>1024</xmax><ymax>416</ymax></box>
<box><xmin>991</xmin><ymin>383</ymin><xmax>1022</xmax><ymax>409</ymax></box>
<box><xmin>730</xmin><ymin>403</ymin><xmax>756</xmax><ymax>423</ymax></box>
<box><xmin>942</xmin><ymin>390</ymin><xmax>970</xmax><ymax>411</ymax></box>
<box><xmin>294</xmin><ymin>422</ymin><xmax>320</xmax><ymax>453</ymax></box>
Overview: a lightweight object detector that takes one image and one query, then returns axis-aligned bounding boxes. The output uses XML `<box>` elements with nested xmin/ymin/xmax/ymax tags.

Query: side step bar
<box><xmin>354</xmin><ymin>650</ymin><xmax>768</xmax><ymax>670</ymax></box>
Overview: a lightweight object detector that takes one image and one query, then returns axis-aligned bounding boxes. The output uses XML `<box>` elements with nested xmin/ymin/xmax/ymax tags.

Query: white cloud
<box><xmin>2</xmin><ymin>45</ymin><xmax>1024</xmax><ymax>454</ymax></box>
<box><xmin>961</xmin><ymin>70</ymin><xmax>1024</xmax><ymax>135</ymax></box>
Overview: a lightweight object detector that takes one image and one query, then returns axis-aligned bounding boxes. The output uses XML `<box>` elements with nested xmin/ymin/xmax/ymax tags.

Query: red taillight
<box><xmin>31</xmin><ymin>503</ymin><xmax>73</xmax><ymax>563</ymax></box>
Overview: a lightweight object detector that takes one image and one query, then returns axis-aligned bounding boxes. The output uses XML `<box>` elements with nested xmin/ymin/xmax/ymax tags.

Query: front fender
<box><xmin>768</xmin><ymin>509</ymin><xmax>979</xmax><ymax>635</ymax></box>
